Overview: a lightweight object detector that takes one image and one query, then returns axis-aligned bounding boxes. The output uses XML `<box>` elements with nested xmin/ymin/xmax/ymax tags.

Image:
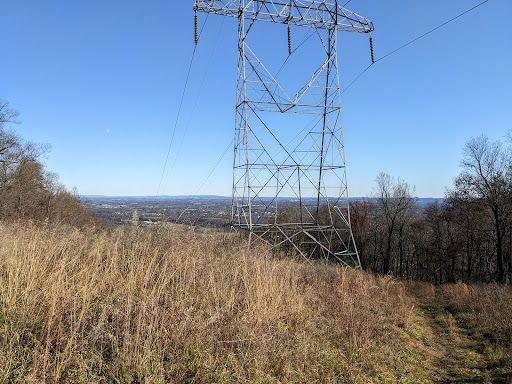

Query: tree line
<box><xmin>351</xmin><ymin>135</ymin><xmax>512</xmax><ymax>284</ymax></box>
<box><xmin>0</xmin><ymin>100</ymin><xmax>101</xmax><ymax>228</ymax></box>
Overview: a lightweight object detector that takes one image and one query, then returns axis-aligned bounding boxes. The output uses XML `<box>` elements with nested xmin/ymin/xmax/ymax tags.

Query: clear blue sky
<box><xmin>1</xmin><ymin>0</ymin><xmax>511</xmax><ymax>197</ymax></box>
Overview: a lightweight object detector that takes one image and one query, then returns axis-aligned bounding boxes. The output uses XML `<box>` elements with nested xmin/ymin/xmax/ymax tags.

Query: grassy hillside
<box><xmin>0</xmin><ymin>222</ymin><xmax>511</xmax><ymax>383</ymax></box>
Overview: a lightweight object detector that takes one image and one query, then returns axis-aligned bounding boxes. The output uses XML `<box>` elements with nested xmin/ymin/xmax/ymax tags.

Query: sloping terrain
<box><xmin>0</xmin><ymin>222</ymin><xmax>510</xmax><ymax>383</ymax></box>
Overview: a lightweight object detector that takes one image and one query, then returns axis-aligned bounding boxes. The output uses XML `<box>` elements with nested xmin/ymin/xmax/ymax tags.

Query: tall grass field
<box><xmin>0</xmin><ymin>222</ymin><xmax>510</xmax><ymax>383</ymax></box>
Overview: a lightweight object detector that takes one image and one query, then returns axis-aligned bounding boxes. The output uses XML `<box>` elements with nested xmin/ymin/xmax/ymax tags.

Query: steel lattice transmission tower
<box><xmin>194</xmin><ymin>0</ymin><xmax>374</xmax><ymax>267</ymax></box>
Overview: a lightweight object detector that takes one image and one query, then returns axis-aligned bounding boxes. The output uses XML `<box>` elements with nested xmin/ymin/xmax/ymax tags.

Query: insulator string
<box><xmin>369</xmin><ymin>35</ymin><xmax>374</xmax><ymax>64</ymax></box>
<box><xmin>194</xmin><ymin>13</ymin><xmax>198</xmax><ymax>45</ymax></box>
<box><xmin>287</xmin><ymin>25</ymin><xmax>292</xmax><ymax>55</ymax></box>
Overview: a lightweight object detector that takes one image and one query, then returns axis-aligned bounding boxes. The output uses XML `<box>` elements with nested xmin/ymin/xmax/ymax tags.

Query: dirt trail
<box><xmin>416</xmin><ymin>289</ymin><xmax>495</xmax><ymax>384</ymax></box>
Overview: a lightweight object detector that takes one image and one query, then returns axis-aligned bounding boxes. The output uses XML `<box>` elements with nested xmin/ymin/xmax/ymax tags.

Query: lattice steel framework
<box><xmin>194</xmin><ymin>0</ymin><xmax>374</xmax><ymax>267</ymax></box>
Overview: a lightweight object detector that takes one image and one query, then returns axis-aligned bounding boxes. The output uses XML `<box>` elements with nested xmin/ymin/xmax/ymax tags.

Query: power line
<box><xmin>340</xmin><ymin>0</ymin><xmax>490</xmax><ymax>96</ymax></box>
<box><xmin>193</xmin><ymin>139</ymin><xmax>233</xmax><ymax>197</ymax></box>
<box><xmin>340</xmin><ymin>64</ymin><xmax>372</xmax><ymax>96</ymax></box>
<box><xmin>164</xmin><ymin>18</ymin><xmax>226</xmax><ymax>192</ymax></box>
<box><xmin>175</xmin><ymin>138</ymin><xmax>234</xmax><ymax>223</ymax></box>
<box><xmin>375</xmin><ymin>0</ymin><xmax>489</xmax><ymax>63</ymax></box>
<box><xmin>156</xmin><ymin>14</ymin><xmax>209</xmax><ymax>196</ymax></box>
<box><xmin>276</xmin><ymin>29</ymin><xmax>316</xmax><ymax>78</ymax></box>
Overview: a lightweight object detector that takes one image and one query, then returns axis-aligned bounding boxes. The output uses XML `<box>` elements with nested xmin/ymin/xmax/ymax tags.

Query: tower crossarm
<box><xmin>193</xmin><ymin>0</ymin><xmax>374</xmax><ymax>33</ymax></box>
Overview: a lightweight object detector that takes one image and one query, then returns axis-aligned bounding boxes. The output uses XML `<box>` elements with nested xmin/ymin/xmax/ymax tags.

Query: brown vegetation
<box><xmin>1</xmin><ymin>222</ymin><xmax>511</xmax><ymax>383</ymax></box>
<box><xmin>0</xmin><ymin>100</ymin><xmax>102</xmax><ymax>228</ymax></box>
<box><xmin>0</xmin><ymin>222</ymin><xmax>434</xmax><ymax>383</ymax></box>
<box><xmin>445</xmin><ymin>282</ymin><xmax>512</xmax><ymax>378</ymax></box>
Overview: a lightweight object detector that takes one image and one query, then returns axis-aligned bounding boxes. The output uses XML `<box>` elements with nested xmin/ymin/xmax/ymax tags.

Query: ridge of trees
<box><xmin>352</xmin><ymin>135</ymin><xmax>512</xmax><ymax>284</ymax></box>
<box><xmin>0</xmin><ymin>100</ymin><xmax>102</xmax><ymax>228</ymax></box>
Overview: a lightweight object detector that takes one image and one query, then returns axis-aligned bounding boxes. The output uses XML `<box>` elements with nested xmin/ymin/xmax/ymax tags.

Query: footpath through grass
<box><xmin>407</xmin><ymin>283</ymin><xmax>512</xmax><ymax>384</ymax></box>
<box><xmin>0</xmin><ymin>222</ymin><xmax>511</xmax><ymax>383</ymax></box>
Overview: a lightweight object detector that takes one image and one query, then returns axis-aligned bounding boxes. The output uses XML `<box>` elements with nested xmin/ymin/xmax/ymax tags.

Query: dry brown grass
<box><xmin>443</xmin><ymin>282</ymin><xmax>512</xmax><ymax>345</ymax></box>
<box><xmin>442</xmin><ymin>282</ymin><xmax>512</xmax><ymax>377</ymax></box>
<box><xmin>0</xmin><ymin>222</ymin><xmax>436</xmax><ymax>383</ymax></box>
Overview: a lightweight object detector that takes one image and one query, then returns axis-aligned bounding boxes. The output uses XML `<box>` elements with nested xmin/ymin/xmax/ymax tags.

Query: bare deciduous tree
<box><xmin>1</xmin><ymin>101</ymin><xmax>21</xmax><ymax>164</ymax></box>
<box><xmin>0</xmin><ymin>100</ymin><xmax>20</xmax><ymax>127</ymax></box>
<box><xmin>0</xmin><ymin>99</ymin><xmax>101</xmax><ymax>228</ymax></box>
<box><xmin>373</xmin><ymin>172</ymin><xmax>416</xmax><ymax>275</ymax></box>
<box><xmin>453</xmin><ymin>135</ymin><xmax>511</xmax><ymax>283</ymax></box>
